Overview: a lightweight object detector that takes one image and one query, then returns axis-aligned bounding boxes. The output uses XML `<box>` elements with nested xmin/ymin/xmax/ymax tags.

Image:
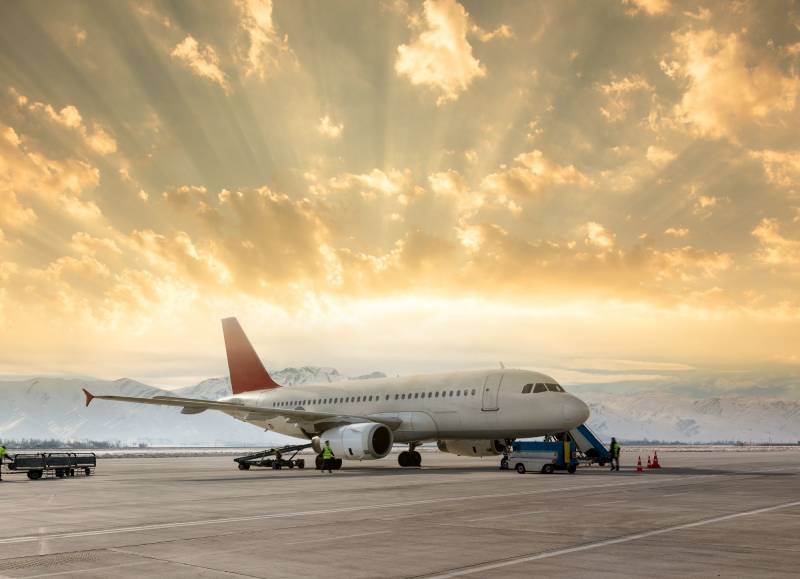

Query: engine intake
<box><xmin>437</xmin><ymin>439</ymin><xmax>506</xmax><ymax>457</ymax></box>
<box><xmin>316</xmin><ymin>423</ymin><xmax>393</xmax><ymax>460</ymax></box>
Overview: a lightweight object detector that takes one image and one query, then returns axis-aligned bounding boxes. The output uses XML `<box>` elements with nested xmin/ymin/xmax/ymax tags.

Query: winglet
<box><xmin>82</xmin><ymin>388</ymin><xmax>95</xmax><ymax>407</ymax></box>
<box><xmin>222</xmin><ymin>317</ymin><xmax>281</xmax><ymax>394</ymax></box>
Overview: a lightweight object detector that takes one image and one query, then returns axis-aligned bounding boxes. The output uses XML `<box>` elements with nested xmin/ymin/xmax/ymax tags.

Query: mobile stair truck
<box><xmin>509</xmin><ymin>438</ymin><xmax>579</xmax><ymax>474</ymax></box>
<box><xmin>568</xmin><ymin>424</ymin><xmax>611</xmax><ymax>467</ymax></box>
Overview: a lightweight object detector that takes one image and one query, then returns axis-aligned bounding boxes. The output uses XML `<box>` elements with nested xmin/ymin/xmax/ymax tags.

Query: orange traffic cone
<box><xmin>636</xmin><ymin>456</ymin><xmax>643</xmax><ymax>472</ymax></box>
<box><xmin>646</xmin><ymin>455</ymin><xmax>652</xmax><ymax>468</ymax></box>
<box><xmin>652</xmin><ymin>451</ymin><xmax>661</xmax><ymax>468</ymax></box>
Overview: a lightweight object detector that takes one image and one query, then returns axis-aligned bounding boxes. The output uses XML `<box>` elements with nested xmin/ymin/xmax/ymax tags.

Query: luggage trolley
<box><xmin>8</xmin><ymin>452</ymin><xmax>97</xmax><ymax>480</ymax></box>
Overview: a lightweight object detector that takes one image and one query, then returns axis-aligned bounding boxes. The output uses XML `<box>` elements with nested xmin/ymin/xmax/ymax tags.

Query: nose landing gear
<box><xmin>398</xmin><ymin>443</ymin><xmax>422</xmax><ymax>467</ymax></box>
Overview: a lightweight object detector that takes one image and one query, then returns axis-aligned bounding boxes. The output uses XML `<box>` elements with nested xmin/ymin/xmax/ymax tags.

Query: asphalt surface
<box><xmin>1</xmin><ymin>448</ymin><xmax>799</xmax><ymax>578</ymax></box>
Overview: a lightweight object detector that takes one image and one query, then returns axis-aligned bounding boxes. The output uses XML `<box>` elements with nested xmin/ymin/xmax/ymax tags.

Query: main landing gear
<box><xmin>398</xmin><ymin>443</ymin><xmax>422</xmax><ymax>467</ymax></box>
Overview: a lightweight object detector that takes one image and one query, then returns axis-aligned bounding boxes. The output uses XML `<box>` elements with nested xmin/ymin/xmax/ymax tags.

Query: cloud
<box><xmin>693</xmin><ymin>194</ymin><xmax>718</xmax><ymax>215</ymax></box>
<box><xmin>622</xmin><ymin>0</ymin><xmax>671</xmax><ymax>16</ymax></box>
<box><xmin>395</xmin><ymin>0</ymin><xmax>485</xmax><ymax>105</ymax></box>
<box><xmin>236</xmin><ymin>0</ymin><xmax>291</xmax><ymax>80</ymax></box>
<box><xmin>473</xmin><ymin>24</ymin><xmax>512</xmax><ymax>43</ymax></box>
<box><xmin>664</xmin><ymin>227</ymin><xmax>689</xmax><ymax>238</ymax></box>
<box><xmin>667</xmin><ymin>29</ymin><xmax>799</xmax><ymax>140</ymax></box>
<box><xmin>748</xmin><ymin>150</ymin><xmax>800</xmax><ymax>189</ymax></box>
<box><xmin>0</xmin><ymin>122</ymin><xmax>101</xmax><ymax>228</ymax></box>
<box><xmin>481</xmin><ymin>150</ymin><xmax>591</xmax><ymax>199</ymax></box>
<box><xmin>10</xmin><ymin>88</ymin><xmax>117</xmax><ymax>155</ymax></box>
<box><xmin>583</xmin><ymin>222</ymin><xmax>615</xmax><ymax>249</ymax></box>
<box><xmin>646</xmin><ymin>145</ymin><xmax>677</xmax><ymax>167</ymax></box>
<box><xmin>171</xmin><ymin>36</ymin><xmax>230</xmax><ymax>92</ymax></box>
<box><xmin>317</xmin><ymin>115</ymin><xmax>343</xmax><ymax>139</ymax></box>
<box><xmin>596</xmin><ymin>75</ymin><xmax>653</xmax><ymax>121</ymax></box>
<box><xmin>69</xmin><ymin>232</ymin><xmax>122</xmax><ymax>256</ymax></box>
<box><xmin>752</xmin><ymin>218</ymin><xmax>800</xmax><ymax>266</ymax></box>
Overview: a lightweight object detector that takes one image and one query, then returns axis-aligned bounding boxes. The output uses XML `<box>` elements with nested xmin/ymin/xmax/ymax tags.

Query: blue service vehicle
<box><xmin>508</xmin><ymin>438</ymin><xmax>579</xmax><ymax>474</ymax></box>
<box><xmin>502</xmin><ymin>425</ymin><xmax>610</xmax><ymax>473</ymax></box>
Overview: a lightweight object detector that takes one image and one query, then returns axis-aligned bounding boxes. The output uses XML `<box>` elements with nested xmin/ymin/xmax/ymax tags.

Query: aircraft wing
<box><xmin>82</xmin><ymin>389</ymin><xmax>402</xmax><ymax>431</ymax></box>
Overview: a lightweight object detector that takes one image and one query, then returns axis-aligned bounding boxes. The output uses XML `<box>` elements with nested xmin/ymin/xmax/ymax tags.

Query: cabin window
<box><xmin>533</xmin><ymin>383</ymin><xmax>547</xmax><ymax>393</ymax></box>
<box><xmin>434</xmin><ymin>391</ymin><xmax>438</xmax><ymax>397</ymax></box>
<box><xmin>385</xmin><ymin>395</ymin><xmax>389</xmax><ymax>401</ymax></box>
<box><xmin>401</xmin><ymin>394</ymin><xmax>405</xmax><ymax>399</ymax></box>
<box><xmin>456</xmin><ymin>390</ymin><xmax>461</xmax><ymax>396</ymax></box>
<box><xmin>522</xmin><ymin>384</ymin><xmax>533</xmax><ymax>394</ymax></box>
<box><xmin>395</xmin><ymin>394</ymin><xmax>399</xmax><ymax>400</ymax></box>
<box><xmin>471</xmin><ymin>389</ymin><xmax>476</xmax><ymax>395</ymax></box>
<box><xmin>449</xmin><ymin>390</ymin><xmax>454</xmax><ymax>397</ymax></box>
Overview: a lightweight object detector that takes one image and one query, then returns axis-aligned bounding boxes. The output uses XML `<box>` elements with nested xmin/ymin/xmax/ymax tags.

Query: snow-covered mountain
<box><xmin>583</xmin><ymin>392</ymin><xmax>800</xmax><ymax>443</ymax></box>
<box><xmin>1</xmin><ymin>368</ymin><xmax>798</xmax><ymax>444</ymax></box>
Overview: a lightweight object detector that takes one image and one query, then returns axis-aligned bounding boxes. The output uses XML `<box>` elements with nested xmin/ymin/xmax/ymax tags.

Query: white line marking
<box><xmin>466</xmin><ymin>510</ymin><xmax>547</xmax><ymax>522</ymax></box>
<box><xmin>0</xmin><ymin>478</ymin><xmax>673</xmax><ymax>545</ymax></box>
<box><xmin>422</xmin><ymin>500</ymin><xmax>800</xmax><ymax>578</ymax></box>
<box><xmin>13</xmin><ymin>561</ymin><xmax>151</xmax><ymax>578</ymax></box>
<box><xmin>284</xmin><ymin>530</ymin><xmax>391</xmax><ymax>545</ymax></box>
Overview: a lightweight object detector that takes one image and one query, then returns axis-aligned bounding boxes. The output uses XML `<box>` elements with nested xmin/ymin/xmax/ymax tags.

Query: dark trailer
<box><xmin>8</xmin><ymin>452</ymin><xmax>96</xmax><ymax>480</ymax></box>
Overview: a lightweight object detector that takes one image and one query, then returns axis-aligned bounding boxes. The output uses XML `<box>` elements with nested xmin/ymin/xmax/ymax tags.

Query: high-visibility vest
<box><xmin>0</xmin><ymin>447</ymin><xmax>6</xmax><ymax>459</ymax></box>
<box><xmin>611</xmin><ymin>442</ymin><xmax>621</xmax><ymax>458</ymax></box>
<box><xmin>322</xmin><ymin>447</ymin><xmax>333</xmax><ymax>459</ymax></box>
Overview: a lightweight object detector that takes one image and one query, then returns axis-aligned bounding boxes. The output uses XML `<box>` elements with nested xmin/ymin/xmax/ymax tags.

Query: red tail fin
<box><xmin>221</xmin><ymin>317</ymin><xmax>281</xmax><ymax>394</ymax></box>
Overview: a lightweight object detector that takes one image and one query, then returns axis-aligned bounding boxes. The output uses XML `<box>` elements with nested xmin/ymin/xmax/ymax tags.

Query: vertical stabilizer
<box><xmin>221</xmin><ymin>317</ymin><xmax>281</xmax><ymax>394</ymax></box>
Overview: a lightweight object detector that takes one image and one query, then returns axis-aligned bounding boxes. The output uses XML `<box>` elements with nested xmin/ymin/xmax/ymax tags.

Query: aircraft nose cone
<box><xmin>562</xmin><ymin>395</ymin><xmax>591</xmax><ymax>427</ymax></box>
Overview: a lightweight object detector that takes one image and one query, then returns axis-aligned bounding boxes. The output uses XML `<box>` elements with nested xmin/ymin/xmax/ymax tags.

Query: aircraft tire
<box><xmin>411</xmin><ymin>451</ymin><xmax>421</xmax><ymax>466</ymax></box>
<box><xmin>398</xmin><ymin>451</ymin><xmax>409</xmax><ymax>467</ymax></box>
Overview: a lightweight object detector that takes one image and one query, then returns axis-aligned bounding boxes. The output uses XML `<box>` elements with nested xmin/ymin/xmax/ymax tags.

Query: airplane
<box><xmin>83</xmin><ymin>317</ymin><xmax>591</xmax><ymax>468</ymax></box>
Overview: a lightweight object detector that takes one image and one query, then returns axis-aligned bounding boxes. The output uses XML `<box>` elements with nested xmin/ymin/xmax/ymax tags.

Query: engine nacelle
<box><xmin>316</xmin><ymin>423</ymin><xmax>393</xmax><ymax>460</ymax></box>
<box><xmin>436</xmin><ymin>439</ymin><xmax>506</xmax><ymax>457</ymax></box>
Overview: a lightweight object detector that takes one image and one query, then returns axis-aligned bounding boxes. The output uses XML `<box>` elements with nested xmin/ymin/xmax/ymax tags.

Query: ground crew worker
<box><xmin>609</xmin><ymin>437</ymin><xmax>621</xmax><ymax>472</ymax></box>
<box><xmin>0</xmin><ymin>444</ymin><xmax>7</xmax><ymax>481</ymax></box>
<box><xmin>322</xmin><ymin>440</ymin><xmax>334</xmax><ymax>473</ymax></box>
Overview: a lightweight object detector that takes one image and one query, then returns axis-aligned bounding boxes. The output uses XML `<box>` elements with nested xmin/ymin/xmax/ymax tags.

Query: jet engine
<box><xmin>436</xmin><ymin>439</ymin><xmax>506</xmax><ymax>457</ymax></box>
<box><xmin>314</xmin><ymin>423</ymin><xmax>393</xmax><ymax>460</ymax></box>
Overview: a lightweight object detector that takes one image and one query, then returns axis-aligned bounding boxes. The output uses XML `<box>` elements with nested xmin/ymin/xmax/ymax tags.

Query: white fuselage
<box><xmin>217</xmin><ymin>369</ymin><xmax>590</xmax><ymax>443</ymax></box>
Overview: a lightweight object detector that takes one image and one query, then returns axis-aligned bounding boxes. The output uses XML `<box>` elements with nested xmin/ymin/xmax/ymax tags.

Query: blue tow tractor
<box><xmin>508</xmin><ymin>439</ymin><xmax>579</xmax><ymax>474</ymax></box>
<box><xmin>504</xmin><ymin>424</ymin><xmax>610</xmax><ymax>474</ymax></box>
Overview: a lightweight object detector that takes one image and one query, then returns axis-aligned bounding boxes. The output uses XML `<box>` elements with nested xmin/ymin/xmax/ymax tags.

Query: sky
<box><xmin>0</xmin><ymin>0</ymin><xmax>799</xmax><ymax>388</ymax></box>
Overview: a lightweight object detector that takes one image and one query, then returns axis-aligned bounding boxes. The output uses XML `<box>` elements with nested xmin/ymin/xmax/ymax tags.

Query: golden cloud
<box><xmin>171</xmin><ymin>36</ymin><xmax>230</xmax><ymax>92</ymax></box>
<box><xmin>395</xmin><ymin>0</ymin><xmax>485</xmax><ymax>105</ymax></box>
<box><xmin>668</xmin><ymin>29</ymin><xmax>799</xmax><ymax>140</ymax></box>
<box><xmin>481</xmin><ymin>150</ymin><xmax>591</xmax><ymax>199</ymax></box>
<box><xmin>236</xmin><ymin>0</ymin><xmax>292</xmax><ymax>80</ymax></box>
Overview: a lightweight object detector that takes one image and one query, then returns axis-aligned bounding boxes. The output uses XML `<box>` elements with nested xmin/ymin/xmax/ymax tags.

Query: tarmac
<box><xmin>1</xmin><ymin>448</ymin><xmax>798</xmax><ymax>578</ymax></box>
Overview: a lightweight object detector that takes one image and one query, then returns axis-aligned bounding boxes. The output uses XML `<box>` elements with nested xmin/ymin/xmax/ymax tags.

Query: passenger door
<box><xmin>481</xmin><ymin>373</ymin><xmax>503</xmax><ymax>411</ymax></box>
